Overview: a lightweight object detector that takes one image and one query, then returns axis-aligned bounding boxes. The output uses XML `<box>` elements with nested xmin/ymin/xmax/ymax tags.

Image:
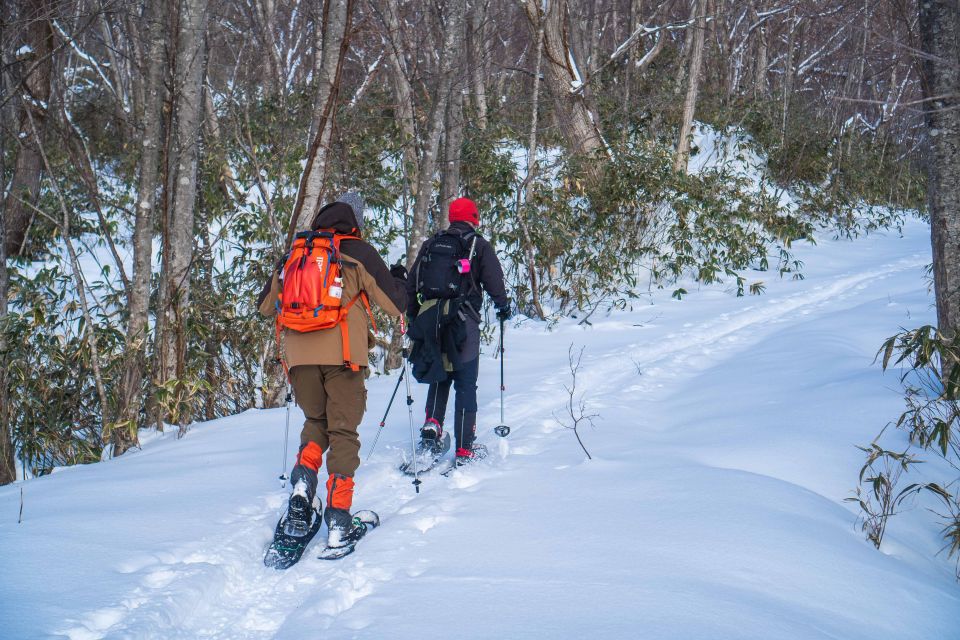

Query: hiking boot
<box><xmin>284</xmin><ymin>478</ymin><xmax>321</xmax><ymax>537</ymax></box>
<box><xmin>454</xmin><ymin>443</ymin><xmax>488</xmax><ymax>467</ymax></box>
<box><xmin>420</xmin><ymin>418</ymin><xmax>443</xmax><ymax>443</ymax></box>
<box><xmin>324</xmin><ymin>507</ymin><xmax>364</xmax><ymax>548</ymax></box>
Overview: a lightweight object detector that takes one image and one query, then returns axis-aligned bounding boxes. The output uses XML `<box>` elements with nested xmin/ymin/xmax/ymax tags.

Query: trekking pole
<box><xmin>279</xmin><ymin>380</ymin><xmax>293</xmax><ymax>488</ymax></box>
<box><xmin>494</xmin><ymin>318</ymin><xmax>510</xmax><ymax>437</ymax></box>
<box><xmin>400</xmin><ymin>318</ymin><xmax>422</xmax><ymax>493</ymax></box>
<box><xmin>365</xmin><ymin>365</ymin><xmax>405</xmax><ymax>462</ymax></box>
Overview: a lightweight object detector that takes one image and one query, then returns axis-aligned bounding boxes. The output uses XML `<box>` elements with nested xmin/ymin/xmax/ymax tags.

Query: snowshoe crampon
<box><xmin>399</xmin><ymin>432</ymin><xmax>451</xmax><ymax>476</ymax></box>
<box><xmin>318</xmin><ymin>510</ymin><xmax>380</xmax><ymax>560</ymax></box>
<box><xmin>263</xmin><ymin>496</ymin><xmax>322</xmax><ymax>570</ymax></box>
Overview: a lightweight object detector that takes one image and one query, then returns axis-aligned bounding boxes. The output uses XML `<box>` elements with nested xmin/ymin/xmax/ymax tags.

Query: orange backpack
<box><xmin>276</xmin><ymin>229</ymin><xmax>374</xmax><ymax>370</ymax></box>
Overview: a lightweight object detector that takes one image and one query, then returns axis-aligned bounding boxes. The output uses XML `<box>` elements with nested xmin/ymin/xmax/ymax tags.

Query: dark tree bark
<box><xmin>0</xmin><ymin>162</ymin><xmax>12</xmax><ymax>485</ymax></box>
<box><xmin>4</xmin><ymin>0</ymin><xmax>53</xmax><ymax>257</ymax></box>
<box><xmin>919</xmin><ymin>1</ymin><xmax>960</xmax><ymax>344</ymax></box>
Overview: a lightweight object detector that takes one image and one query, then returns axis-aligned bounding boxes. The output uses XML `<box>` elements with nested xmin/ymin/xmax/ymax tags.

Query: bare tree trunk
<box><xmin>409</xmin><ymin>0</ymin><xmax>465</xmax><ymax>265</ymax></box>
<box><xmin>0</xmin><ymin>4</ymin><xmax>14</xmax><ymax>485</ymax></box>
<box><xmin>0</xmin><ymin>148</ymin><xmax>12</xmax><ymax>484</ymax></box>
<box><xmin>467</xmin><ymin>0</ymin><xmax>488</xmax><ymax>130</ymax></box>
<box><xmin>674</xmin><ymin>0</ymin><xmax>706</xmax><ymax>173</ymax></box>
<box><xmin>522</xmin><ymin>0</ymin><xmax>606</xmax><ymax>170</ymax></box>
<box><xmin>292</xmin><ymin>0</ymin><xmax>352</xmax><ymax>232</ymax></box>
<box><xmin>440</xmin><ymin>78</ymin><xmax>465</xmax><ymax>222</ymax></box>
<box><xmin>381</xmin><ymin>0</ymin><xmax>419</xmax><ymax>255</ymax></box>
<box><xmin>4</xmin><ymin>0</ymin><xmax>53</xmax><ymax>257</ymax></box>
<box><xmin>752</xmin><ymin>2</ymin><xmax>769</xmax><ymax>98</ymax></box>
<box><xmin>624</xmin><ymin>0</ymin><xmax>643</xmax><ymax>107</ymax></box>
<box><xmin>781</xmin><ymin>8</ymin><xmax>797</xmax><ymax>146</ymax></box>
<box><xmin>115</xmin><ymin>0</ymin><xmax>167</xmax><ymax>455</ymax></box>
<box><xmin>518</xmin><ymin>21</ymin><xmax>546</xmax><ymax>321</ymax></box>
<box><xmin>251</xmin><ymin>0</ymin><xmax>285</xmax><ymax>98</ymax></box>
<box><xmin>919</xmin><ymin>0</ymin><xmax>960</xmax><ymax>347</ymax></box>
<box><xmin>378</xmin><ymin>0</ymin><xmax>419</xmax><ymax>371</ymax></box>
<box><xmin>159</xmin><ymin>0</ymin><xmax>210</xmax><ymax>432</ymax></box>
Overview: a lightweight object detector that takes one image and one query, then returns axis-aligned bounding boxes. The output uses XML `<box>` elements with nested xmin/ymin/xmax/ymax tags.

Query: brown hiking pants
<box><xmin>289</xmin><ymin>364</ymin><xmax>367</xmax><ymax>477</ymax></box>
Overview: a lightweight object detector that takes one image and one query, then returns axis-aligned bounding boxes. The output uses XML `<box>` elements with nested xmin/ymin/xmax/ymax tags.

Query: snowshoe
<box><xmin>318</xmin><ymin>509</ymin><xmax>380</xmax><ymax>560</ymax></box>
<box><xmin>263</xmin><ymin>494</ymin><xmax>323</xmax><ymax>570</ymax></box>
<box><xmin>399</xmin><ymin>431</ymin><xmax>451</xmax><ymax>475</ymax></box>
<box><xmin>441</xmin><ymin>444</ymin><xmax>489</xmax><ymax>476</ymax></box>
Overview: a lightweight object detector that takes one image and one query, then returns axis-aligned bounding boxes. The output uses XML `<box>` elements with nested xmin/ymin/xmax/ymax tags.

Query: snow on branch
<box><xmin>571</xmin><ymin>14</ymin><xmax>703</xmax><ymax>96</ymax></box>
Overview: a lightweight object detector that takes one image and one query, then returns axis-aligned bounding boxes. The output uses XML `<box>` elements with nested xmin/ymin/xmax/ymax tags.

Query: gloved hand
<box><xmin>390</xmin><ymin>260</ymin><xmax>408</xmax><ymax>280</ymax></box>
<box><xmin>496</xmin><ymin>305</ymin><xmax>512</xmax><ymax>322</ymax></box>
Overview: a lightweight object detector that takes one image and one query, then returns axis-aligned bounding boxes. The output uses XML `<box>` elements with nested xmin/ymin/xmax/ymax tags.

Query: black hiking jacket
<box><xmin>405</xmin><ymin>222</ymin><xmax>509</xmax><ymax>366</ymax></box>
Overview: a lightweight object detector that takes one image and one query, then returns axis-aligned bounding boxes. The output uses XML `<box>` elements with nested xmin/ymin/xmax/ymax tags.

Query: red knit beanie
<box><xmin>449</xmin><ymin>197</ymin><xmax>479</xmax><ymax>226</ymax></box>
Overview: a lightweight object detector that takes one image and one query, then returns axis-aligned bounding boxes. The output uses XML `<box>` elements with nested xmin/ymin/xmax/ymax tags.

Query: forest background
<box><xmin>1</xmin><ymin>0</ymin><xmax>954</xmax><ymax>503</ymax></box>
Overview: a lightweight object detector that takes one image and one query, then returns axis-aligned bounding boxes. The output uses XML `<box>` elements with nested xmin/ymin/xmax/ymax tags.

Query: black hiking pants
<box><xmin>424</xmin><ymin>357</ymin><xmax>479</xmax><ymax>450</ymax></box>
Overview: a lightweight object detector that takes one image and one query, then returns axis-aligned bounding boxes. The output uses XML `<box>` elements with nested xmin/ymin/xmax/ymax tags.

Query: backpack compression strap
<box><xmin>338</xmin><ymin>290</ymin><xmax>375</xmax><ymax>371</ymax></box>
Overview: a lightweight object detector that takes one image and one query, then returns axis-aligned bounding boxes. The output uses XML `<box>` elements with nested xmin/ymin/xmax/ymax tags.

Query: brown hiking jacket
<box><xmin>258</xmin><ymin>202</ymin><xmax>406</xmax><ymax>368</ymax></box>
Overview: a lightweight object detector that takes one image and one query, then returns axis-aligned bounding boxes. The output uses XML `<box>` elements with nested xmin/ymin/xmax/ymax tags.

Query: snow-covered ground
<box><xmin>3</xmin><ymin>216</ymin><xmax>959</xmax><ymax>639</ymax></box>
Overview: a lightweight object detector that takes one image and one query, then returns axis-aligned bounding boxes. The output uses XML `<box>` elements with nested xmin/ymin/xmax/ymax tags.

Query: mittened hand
<box><xmin>390</xmin><ymin>260</ymin><xmax>408</xmax><ymax>280</ymax></box>
<box><xmin>496</xmin><ymin>305</ymin><xmax>512</xmax><ymax>321</ymax></box>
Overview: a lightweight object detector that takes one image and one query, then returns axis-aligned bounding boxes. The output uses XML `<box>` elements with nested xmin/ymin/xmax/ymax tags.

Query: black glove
<box><xmin>496</xmin><ymin>305</ymin><xmax>512</xmax><ymax>322</ymax></box>
<box><xmin>390</xmin><ymin>260</ymin><xmax>408</xmax><ymax>280</ymax></box>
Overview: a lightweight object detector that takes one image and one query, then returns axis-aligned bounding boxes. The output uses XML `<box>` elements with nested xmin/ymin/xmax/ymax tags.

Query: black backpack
<box><xmin>415</xmin><ymin>230</ymin><xmax>478</xmax><ymax>300</ymax></box>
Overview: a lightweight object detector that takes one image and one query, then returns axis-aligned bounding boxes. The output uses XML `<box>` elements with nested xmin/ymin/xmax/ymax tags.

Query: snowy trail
<box><xmin>57</xmin><ymin>249</ymin><xmax>930</xmax><ymax>639</ymax></box>
<box><xmin>4</xmin><ymin>220</ymin><xmax>960</xmax><ymax>639</ymax></box>
<box><xmin>502</xmin><ymin>252</ymin><xmax>930</xmax><ymax>431</ymax></box>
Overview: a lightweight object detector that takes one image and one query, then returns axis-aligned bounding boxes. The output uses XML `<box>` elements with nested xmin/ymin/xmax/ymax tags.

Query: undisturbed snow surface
<box><xmin>3</xmin><ymin>217</ymin><xmax>960</xmax><ymax>639</ymax></box>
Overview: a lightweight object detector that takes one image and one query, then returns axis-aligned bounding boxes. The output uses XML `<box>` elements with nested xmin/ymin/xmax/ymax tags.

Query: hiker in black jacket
<box><xmin>406</xmin><ymin>197</ymin><xmax>511</xmax><ymax>465</ymax></box>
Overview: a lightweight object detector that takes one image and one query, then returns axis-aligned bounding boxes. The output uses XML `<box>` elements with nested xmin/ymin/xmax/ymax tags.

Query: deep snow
<box><xmin>3</xmin><ymin>216</ymin><xmax>960</xmax><ymax>639</ymax></box>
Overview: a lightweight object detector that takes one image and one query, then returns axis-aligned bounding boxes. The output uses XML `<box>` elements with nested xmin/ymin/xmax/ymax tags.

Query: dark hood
<box><xmin>447</xmin><ymin>220</ymin><xmax>477</xmax><ymax>236</ymax></box>
<box><xmin>311</xmin><ymin>202</ymin><xmax>361</xmax><ymax>234</ymax></box>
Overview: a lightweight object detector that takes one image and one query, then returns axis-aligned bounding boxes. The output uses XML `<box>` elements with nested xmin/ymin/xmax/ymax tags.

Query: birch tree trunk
<box><xmin>115</xmin><ymin>0</ymin><xmax>167</xmax><ymax>455</ymax></box>
<box><xmin>5</xmin><ymin>0</ymin><xmax>53</xmax><ymax>257</ymax></box>
<box><xmin>158</xmin><ymin>0</ymin><xmax>209</xmax><ymax>431</ymax></box>
<box><xmin>291</xmin><ymin>0</ymin><xmax>352</xmax><ymax>233</ymax></box>
<box><xmin>919</xmin><ymin>0</ymin><xmax>960</xmax><ymax>346</ymax></box>
<box><xmin>674</xmin><ymin>0</ymin><xmax>706</xmax><ymax>173</ymax></box>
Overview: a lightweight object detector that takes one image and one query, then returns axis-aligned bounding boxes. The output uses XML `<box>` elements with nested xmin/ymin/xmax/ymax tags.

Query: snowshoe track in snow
<box><xmin>57</xmin><ymin>252</ymin><xmax>930</xmax><ymax>639</ymax></box>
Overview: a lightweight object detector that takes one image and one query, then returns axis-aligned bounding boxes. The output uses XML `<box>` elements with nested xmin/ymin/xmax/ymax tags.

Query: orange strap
<box><xmin>338</xmin><ymin>293</ymin><xmax>362</xmax><ymax>371</ymax></box>
<box><xmin>337</xmin><ymin>291</ymin><xmax>377</xmax><ymax>371</ymax></box>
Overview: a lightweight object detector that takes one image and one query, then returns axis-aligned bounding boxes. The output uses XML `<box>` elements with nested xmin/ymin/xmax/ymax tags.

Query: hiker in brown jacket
<box><xmin>258</xmin><ymin>192</ymin><xmax>407</xmax><ymax>547</ymax></box>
